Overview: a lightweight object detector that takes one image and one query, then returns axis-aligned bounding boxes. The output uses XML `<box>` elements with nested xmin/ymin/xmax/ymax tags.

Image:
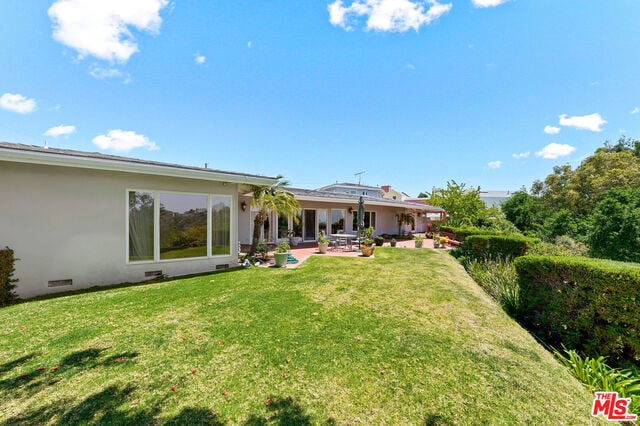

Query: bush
<box><xmin>554</xmin><ymin>347</ymin><xmax>639</xmax><ymax>415</ymax></box>
<box><xmin>464</xmin><ymin>258</ymin><xmax>521</xmax><ymax>318</ymax></box>
<box><xmin>528</xmin><ymin>236</ymin><xmax>589</xmax><ymax>257</ymax></box>
<box><xmin>515</xmin><ymin>255</ymin><xmax>640</xmax><ymax>368</ymax></box>
<box><xmin>463</xmin><ymin>235</ymin><xmax>536</xmax><ymax>260</ymax></box>
<box><xmin>0</xmin><ymin>247</ymin><xmax>18</xmax><ymax>307</ymax></box>
<box><xmin>440</xmin><ymin>226</ymin><xmax>501</xmax><ymax>242</ymax></box>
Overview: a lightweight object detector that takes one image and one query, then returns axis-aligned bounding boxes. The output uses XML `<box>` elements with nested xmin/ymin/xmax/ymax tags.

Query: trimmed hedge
<box><xmin>439</xmin><ymin>226</ymin><xmax>501</xmax><ymax>242</ymax></box>
<box><xmin>464</xmin><ymin>235</ymin><xmax>535</xmax><ymax>259</ymax></box>
<box><xmin>515</xmin><ymin>255</ymin><xmax>640</xmax><ymax>367</ymax></box>
<box><xmin>0</xmin><ymin>247</ymin><xmax>18</xmax><ymax>307</ymax></box>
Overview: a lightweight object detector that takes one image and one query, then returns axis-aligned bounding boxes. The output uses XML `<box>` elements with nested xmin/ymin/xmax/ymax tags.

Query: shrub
<box><xmin>528</xmin><ymin>236</ymin><xmax>590</xmax><ymax>257</ymax></box>
<box><xmin>554</xmin><ymin>347</ymin><xmax>640</xmax><ymax>415</ymax></box>
<box><xmin>440</xmin><ymin>226</ymin><xmax>501</xmax><ymax>242</ymax></box>
<box><xmin>515</xmin><ymin>255</ymin><xmax>640</xmax><ymax>368</ymax></box>
<box><xmin>463</xmin><ymin>235</ymin><xmax>536</xmax><ymax>260</ymax></box>
<box><xmin>464</xmin><ymin>258</ymin><xmax>521</xmax><ymax>318</ymax></box>
<box><xmin>0</xmin><ymin>247</ymin><xmax>18</xmax><ymax>307</ymax></box>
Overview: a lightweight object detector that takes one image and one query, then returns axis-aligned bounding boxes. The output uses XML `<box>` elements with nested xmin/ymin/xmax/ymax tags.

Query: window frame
<box><xmin>126</xmin><ymin>189</ymin><xmax>233</xmax><ymax>264</ymax></box>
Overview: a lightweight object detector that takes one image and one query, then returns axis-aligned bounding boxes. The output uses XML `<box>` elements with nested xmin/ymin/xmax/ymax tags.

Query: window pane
<box><xmin>160</xmin><ymin>193</ymin><xmax>208</xmax><ymax>259</ymax></box>
<box><xmin>331</xmin><ymin>210</ymin><xmax>345</xmax><ymax>234</ymax></box>
<box><xmin>277</xmin><ymin>214</ymin><xmax>289</xmax><ymax>239</ymax></box>
<box><xmin>211</xmin><ymin>196</ymin><xmax>231</xmax><ymax>255</ymax></box>
<box><xmin>129</xmin><ymin>191</ymin><xmax>155</xmax><ymax>261</ymax></box>
<box><xmin>318</xmin><ymin>210</ymin><xmax>328</xmax><ymax>236</ymax></box>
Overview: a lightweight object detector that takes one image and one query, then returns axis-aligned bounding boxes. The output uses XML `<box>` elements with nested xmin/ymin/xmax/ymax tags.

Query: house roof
<box><xmin>287</xmin><ymin>187</ymin><xmax>445</xmax><ymax>212</ymax></box>
<box><xmin>0</xmin><ymin>142</ymin><xmax>278</xmax><ymax>186</ymax></box>
<box><xmin>317</xmin><ymin>182</ymin><xmax>384</xmax><ymax>192</ymax></box>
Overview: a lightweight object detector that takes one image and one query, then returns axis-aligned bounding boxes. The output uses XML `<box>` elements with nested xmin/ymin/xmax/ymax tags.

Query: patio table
<box><xmin>330</xmin><ymin>234</ymin><xmax>358</xmax><ymax>250</ymax></box>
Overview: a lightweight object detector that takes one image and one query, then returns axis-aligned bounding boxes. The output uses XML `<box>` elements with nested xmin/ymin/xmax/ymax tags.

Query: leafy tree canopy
<box><xmin>423</xmin><ymin>180</ymin><xmax>487</xmax><ymax>227</ymax></box>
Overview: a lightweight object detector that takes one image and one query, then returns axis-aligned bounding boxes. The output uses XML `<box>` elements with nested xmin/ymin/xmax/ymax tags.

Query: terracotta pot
<box><xmin>361</xmin><ymin>244</ymin><xmax>375</xmax><ymax>257</ymax></box>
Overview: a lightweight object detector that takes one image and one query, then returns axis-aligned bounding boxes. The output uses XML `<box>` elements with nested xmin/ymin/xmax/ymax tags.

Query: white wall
<box><xmin>0</xmin><ymin>161</ymin><xmax>239</xmax><ymax>298</ymax></box>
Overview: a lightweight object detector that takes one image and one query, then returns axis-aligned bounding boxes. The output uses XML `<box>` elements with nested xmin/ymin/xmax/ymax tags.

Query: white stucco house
<box><xmin>1</xmin><ymin>142</ymin><xmax>445</xmax><ymax>298</ymax></box>
<box><xmin>0</xmin><ymin>142</ymin><xmax>277</xmax><ymax>298</ymax></box>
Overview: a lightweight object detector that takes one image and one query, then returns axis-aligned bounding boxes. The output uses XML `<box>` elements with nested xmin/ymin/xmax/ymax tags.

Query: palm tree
<box><xmin>396</xmin><ymin>211</ymin><xmax>415</xmax><ymax>235</ymax></box>
<box><xmin>249</xmin><ymin>177</ymin><xmax>300</xmax><ymax>256</ymax></box>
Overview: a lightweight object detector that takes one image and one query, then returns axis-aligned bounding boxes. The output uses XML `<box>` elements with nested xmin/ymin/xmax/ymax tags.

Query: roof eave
<box><xmin>0</xmin><ymin>147</ymin><xmax>277</xmax><ymax>186</ymax></box>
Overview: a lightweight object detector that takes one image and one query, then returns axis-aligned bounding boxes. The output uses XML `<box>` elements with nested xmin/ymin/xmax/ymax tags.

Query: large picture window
<box><xmin>331</xmin><ymin>210</ymin><xmax>345</xmax><ymax>234</ymax></box>
<box><xmin>352</xmin><ymin>211</ymin><xmax>376</xmax><ymax>232</ymax></box>
<box><xmin>127</xmin><ymin>190</ymin><xmax>233</xmax><ymax>262</ymax></box>
<box><xmin>160</xmin><ymin>193</ymin><xmax>208</xmax><ymax>260</ymax></box>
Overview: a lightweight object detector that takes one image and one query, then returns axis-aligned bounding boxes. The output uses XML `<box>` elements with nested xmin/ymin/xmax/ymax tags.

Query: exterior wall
<box><xmin>237</xmin><ymin>195</ymin><xmax>253</xmax><ymax>244</ymax></box>
<box><xmin>1</xmin><ymin>161</ymin><xmax>238</xmax><ymax>298</ymax></box>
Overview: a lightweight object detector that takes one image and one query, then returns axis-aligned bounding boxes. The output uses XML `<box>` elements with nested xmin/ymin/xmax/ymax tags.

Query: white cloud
<box><xmin>406</xmin><ymin>63</ymin><xmax>416</xmax><ymax>70</ymax></box>
<box><xmin>89</xmin><ymin>65</ymin><xmax>123</xmax><ymax>79</ymax></box>
<box><xmin>631</xmin><ymin>107</ymin><xmax>640</xmax><ymax>114</ymax></box>
<box><xmin>558</xmin><ymin>113</ymin><xmax>607</xmax><ymax>132</ymax></box>
<box><xmin>536</xmin><ymin>143</ymin><xmax>576</xmax><ymax>160</ymax></box>
<box><xmin>92</xmin><ymin>129</ymin><xmax>158</xmax><ymax>152</ymax></box>
<box><xmin>0</xmin><ymin>93</ymin><xmax>37</xmax><ymax>114</ymax></box>
<box><xmin>44</xmin><ymin>125</ymin><xmax>76</xmax><ymax>137</ymax></box>
<box><xmin>544</xmin><ymin>125</ymin><xmax>560</xmax><ymax>135</ymax></box>
<box><xmin>471</xmin><ymin>0</ymin><xmax>510</xmax><ymax>7</ymax></box>
<box><xmin>48</xmin><ymin>0</ymin><xmax>168</xmax><ymax>63</ymax></box>
<box><xmin>487</xmin><ymin>160</ymin><xmax>502</xmax><ymax>169</ymax></box>
<box><xmin>194</xmin><ymin>54</ymin><xmax>206</xmax><ymax>65</ymax></box>
<box><xmin>512</xmin><ymin>151</ymin><xmax>530</xmax><ymax>159</ymax></box>
<box><xmin>328</xmin><ymin>0</ymin><xmax>452</xmax><ymax>32</ymax></box>
<box><xmin>247</xmin><ymin>41</ymin><xmax>253</xmax><ymax>48</ymax></box>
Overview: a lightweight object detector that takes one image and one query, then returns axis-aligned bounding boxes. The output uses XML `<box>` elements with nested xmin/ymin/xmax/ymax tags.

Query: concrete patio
<box><xmin>241</xmin><ymin>237</ymin><xmax>438</xmax><ymax>269</ymax></box>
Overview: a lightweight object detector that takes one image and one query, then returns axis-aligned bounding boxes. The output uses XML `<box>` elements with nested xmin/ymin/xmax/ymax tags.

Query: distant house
<box><xmin>479</xmin><ymin>191</ymin><xmax>513</xmax><ymax>208</ymax></box>
<box><xmin>316</xmin><ymin>182</ymin><xmax>385</xmax><ymax>198</ymax></box>
<box><xmin>380</xmin><ymin>185</ymin><xmax>411</xmax><ymax>201</ymax></box>
<box><xmin>0</xmin><ymin>142</ymin><xmax>276</xmax><ymax>298</ymax></box>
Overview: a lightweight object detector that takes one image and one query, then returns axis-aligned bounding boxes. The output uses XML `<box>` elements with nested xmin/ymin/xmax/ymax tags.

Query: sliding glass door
<box><xmin>303</xmin><ymin>209</ymin><xmax>316</xmax><ymax>241</ymax></box>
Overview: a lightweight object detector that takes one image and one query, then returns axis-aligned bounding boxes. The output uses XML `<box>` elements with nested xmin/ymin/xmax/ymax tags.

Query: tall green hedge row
<box><xmin>515</xmin><ymin>255</ymin><xmax>640</xmax><ymax>367</ymax></box>
<box><xmin>439</xmin><ymin>226</ymin><xmax>501</xmax><ymax>242</ymax></box>
<box><xmin>0</xmin><ymin>247</ymin><xmax>18</xmax><ymax>307</ymax></box>
<box><xmin>464</xmin><ymin>235</ymin><xmax>535</xmax><ymax>259</ymax></box>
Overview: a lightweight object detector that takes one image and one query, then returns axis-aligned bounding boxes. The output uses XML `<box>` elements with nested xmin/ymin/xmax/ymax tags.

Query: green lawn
<box><xmin>0</xmin><ymin>249</ymin><xmax>602</xmax><ymax>424</ymax></box>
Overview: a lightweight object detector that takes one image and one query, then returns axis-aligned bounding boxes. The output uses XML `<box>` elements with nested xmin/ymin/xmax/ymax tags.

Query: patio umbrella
<box><xmin>357</xmin><ymin>196</ymin><xmax>365</xmax><ymax>247</ymax></box>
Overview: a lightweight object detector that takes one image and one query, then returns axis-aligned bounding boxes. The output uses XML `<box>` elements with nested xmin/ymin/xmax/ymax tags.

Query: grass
<box><xmin>0</xmin><ymin>248</ymin><xmax>602</xmax><ymax>424</ymax></box>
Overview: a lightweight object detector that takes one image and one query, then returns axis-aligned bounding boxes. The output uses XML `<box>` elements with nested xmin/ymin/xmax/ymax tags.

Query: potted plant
<box><xmin>256</xmin><ymin>241</ymin><xmax>269</xmax><ymax>260</ymax></box>
<box><xmin>317</xmin><ymin>231</ymin><xmax>330</xmax><ymax>254</ymax></box>
<box><xmin>374</xmin><ymin>236</ymin><xmax>385</xmax><ymax>246</ymax></box>
<box><xmin>414</xmin><ymin>234</ymin><xmax>424</xmax><ymax>249</ymax></box>
<box><xmin>361</xmin><ymin>227</ymin><xmax>375</xmax><ymax>257</ymax></box>
<box><xmin>274</xmin><ymin>241</ymin><xmax>290</xmax><ymax>267</ymax></box>
<box><xmin>390</xmin><ymin>238</ymin><xmax>397</xmax><ymax>247</ymax></box>
<box><xmin>288</xmin><ymin>230</ymin><xmax>302</xmax><ymax>247</ymax></box>
<box><xmin>432</xmin><ymin>233</ymin><xmax>441</xmax><ymax>248</ymax></box>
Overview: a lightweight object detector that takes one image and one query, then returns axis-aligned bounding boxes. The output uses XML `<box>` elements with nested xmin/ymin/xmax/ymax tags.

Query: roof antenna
<box><xmin>354</xmin><ymin>170</ymin><xmax>365</xmax><ymax>185</ymax></box>
<box><xmin>44</xmin><ymin>141</ymin><xmax>48</xmax><ymax>149</ymax></box>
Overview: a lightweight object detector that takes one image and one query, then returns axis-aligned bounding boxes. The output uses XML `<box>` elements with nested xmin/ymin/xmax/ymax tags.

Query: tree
<box><xmin>395</xmin><ymin>212</ymin><xmax>415</xmax><ymax>235</ymax></box>
<box><xmin>424</xmin><ymin>180</ymin><xmax>487</xmax><ymax>227</ymax></box>
<box><xmin>588</xmin><ymin>187</ymin><xmax>640</xmax><ymax>263</ymax></box>
<box><xmin>249</xmin><ymin>178</ymin><xmax>300</xmax><ymax>256</ymax></box>
<box><xmin>500</xmin><ymin>191</ymin><xmax>543</xmax><ymax>233</ymax></box>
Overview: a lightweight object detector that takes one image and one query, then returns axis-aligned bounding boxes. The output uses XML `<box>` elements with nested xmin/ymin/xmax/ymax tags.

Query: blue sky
<box><xmin>1</xmin><ymin>0</ymin><xmax>639</xmax><ymax>196</ymax></box>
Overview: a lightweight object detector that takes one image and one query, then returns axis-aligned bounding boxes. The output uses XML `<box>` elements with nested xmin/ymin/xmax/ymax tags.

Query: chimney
<box><xmin>381</xmin><ymin>185</ymin><xmax>391</xmax><ymax>193</ymax></box>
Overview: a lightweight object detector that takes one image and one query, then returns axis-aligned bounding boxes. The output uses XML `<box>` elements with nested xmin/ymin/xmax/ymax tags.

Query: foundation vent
<box><xmin>145</xmin><ymin>270</ymin><xmax>163</xmax><ymax>277</ymax></box>
<box><xmin>215</xmin><ymin>264</ymin><xmax>229</xmax><ymax>270</ymax></box>
<box><xmin>48</xmin><ymin>279</ymin><xmax>73</xmax><ymax>288</ymax></box>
